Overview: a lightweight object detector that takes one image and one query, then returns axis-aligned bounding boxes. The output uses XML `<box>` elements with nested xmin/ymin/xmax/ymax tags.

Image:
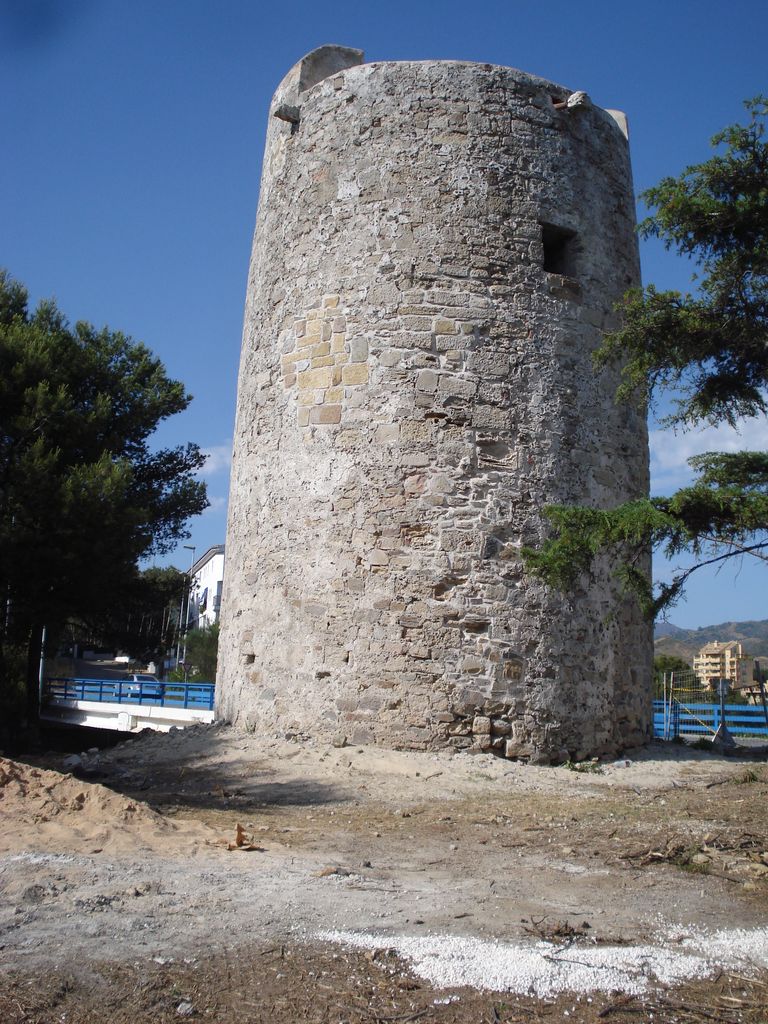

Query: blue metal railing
<box><xmin>653</xmin><ymin>699</ymin><xmax>768</xmax><ymax>739</ymax></box>
<box><xmin>44</xmin><ymin>677</ymin><xmax>215</xmax><ymax>711</ymax></box>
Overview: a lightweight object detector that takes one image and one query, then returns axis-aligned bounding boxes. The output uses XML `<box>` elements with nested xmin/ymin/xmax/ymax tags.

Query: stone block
<box><xmin>435</xmin><ymin>337</ymin><xmax>464</xmax><ymax>352</ymax></box>
<box><xmin>282</xmin><ymin>350</ymin><xmax>308</xmax><ymax>368</ymax></box>
<box><xmin>374</xmin><ymin>423</ymin><xmax>400</xmax><ymax>443</ymax></box>
<box><xmin>310</xmin><ymin>404</ymin><xmax>342</xmax><ymax>425</ymax></box>
<box><xmin>433</xmin><ymin>317</ymin><xmax>458</xmax><ymax>334</ymax></box>
<box><xmin>472</xmin><ymin>404</ymin><xmax>509</xmax><ymax>428</ymax></box>
<box><xmin>378</xmin><ymin>350</ymin><xmax>402</xmax><ymax>367</ymax></box>
<box><xmin>438</xmin><ymin>376</ymin><xmax>476</xmax><ymax>398</ymax></box>
<box><xmin>400</xmin><ymin>421</ymin><xmax>433</xmax><ymax>442</ymax></box>
<box><xmin>401</xmin><ymin>315</ymin><xmax>433</xmax><ymax>332</ymax></box>
<box><xmin>448</xmin><ymin>722</ymin><xmax>471</xmax><ymax>736</ymax></box>
<box><xmin>342</xmin><ymin>363</ymin><xmax>369</xmax><ymax>385</ymax></box>
<box><xmin>416</xmin><ymin>369</ymin><xmax>439</xmax><ymax>392</ymax></box>
<box><xmin>298</xmin><ymin>366</ymin><xmax>333</xmax><ymax>389</ymax></box>
<box><xmin>505</xmin><ymin>737</ymin><xmax>533</xmax><ymax>759</ymax></box>
<box><xmin>349</xmin><ymin>337</ymin><xmax>368</xmax><ymax>362</ymax></box>
<box><xmin>367</xmin><ymin>548</ymin><xmax>389</xmax><ymax>565</ymax></box>
<box><xmin>408</xmin><ymin>645</ymin><xmax>430</xmax><ymax>659</ymax></box>
<box><xmin>472</xmin><ymin>715</ymin><xmax>491</xmax><ymax>734</ymax></box>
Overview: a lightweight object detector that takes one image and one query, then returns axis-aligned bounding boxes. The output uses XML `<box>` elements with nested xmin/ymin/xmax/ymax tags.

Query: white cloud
<box><xmin>650</xmin><ymin>417</ymin><xmax>768</xmax><ymax>492</ymax></box>
<box><xmin>200</xmin><ymin>441</ymin><xmax>232</xmax><ymax>478</ymax></box>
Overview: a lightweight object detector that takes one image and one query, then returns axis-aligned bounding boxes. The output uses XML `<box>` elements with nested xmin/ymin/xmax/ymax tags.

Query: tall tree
<box><xmin>178</xmin><ymin>623</ymin><xmax>220</xmax><ymax>682</ymax></box>
<box><xmin>76</xmin><ymin>566</ymin><xmax>187</xmax><ymax>668</ymax></box>
<box><xmin>524</xmin><ymin>98</ymin><xmax>768</xmax><ymax>617</ymax></box>
<box><xmin>653</xmin><ymin>655</ymin><xmax>692</xmax><ymax>677</ymax></box>
<box><xmin>0</xmin><ymin>272</ymin><xmax>207</xmax><ymax>723</ymax></box>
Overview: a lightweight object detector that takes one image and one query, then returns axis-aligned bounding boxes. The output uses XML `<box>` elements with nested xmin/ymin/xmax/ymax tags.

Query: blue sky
<box><xmin>1</xmin><ymin>0</ymin><xmax>765</xmax><ymax>628</ymax></box>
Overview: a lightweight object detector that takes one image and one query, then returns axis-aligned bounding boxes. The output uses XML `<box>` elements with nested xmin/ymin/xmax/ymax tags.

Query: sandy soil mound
<box><xmin>0</xmin><ymin>757</ymin><xmax>216</xmax><ymax>855</ymax></box>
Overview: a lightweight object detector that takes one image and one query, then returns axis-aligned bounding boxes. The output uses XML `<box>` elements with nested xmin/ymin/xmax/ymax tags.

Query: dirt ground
<box><xmin>1</xmin><ymin>724</ymin><xmax>768</xmax><ymax>1023</ymax></box>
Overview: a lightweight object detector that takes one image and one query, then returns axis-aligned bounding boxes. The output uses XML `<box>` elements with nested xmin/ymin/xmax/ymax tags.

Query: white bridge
<box><xmin>41</xmin><ymin>678</ymin><xmax>216</xmax><ymax>733</ymax></box>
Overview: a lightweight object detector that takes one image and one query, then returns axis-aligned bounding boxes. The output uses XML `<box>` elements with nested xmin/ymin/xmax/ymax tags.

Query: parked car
<box><xmin>124</xmin><ymin>673</ymin><xmax>165</xmax><ymax>698</ymax></box>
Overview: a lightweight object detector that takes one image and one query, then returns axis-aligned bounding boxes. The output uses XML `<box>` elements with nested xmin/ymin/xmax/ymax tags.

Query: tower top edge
<box><xmin>272</xmin><ymin>46</ymin><xmax>627</xmax><ymax>132</ymax></box>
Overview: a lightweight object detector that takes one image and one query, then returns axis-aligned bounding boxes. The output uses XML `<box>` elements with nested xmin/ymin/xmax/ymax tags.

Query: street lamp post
<box><xmin>174</xmin><ymin>545</ymin><xmax>196</xmax><ymax>670</ymax></box>
<box><xmin>180</xmin><ymin>545</ymin><xmax>196</xmax><ymax>676</ymax></box>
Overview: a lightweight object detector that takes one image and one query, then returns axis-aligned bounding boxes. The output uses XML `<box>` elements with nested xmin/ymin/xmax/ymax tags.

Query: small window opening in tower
<box><xmin>540</xmin><ymin>222</ymin><xmax>578</xmax><ymax>277</ymax></box>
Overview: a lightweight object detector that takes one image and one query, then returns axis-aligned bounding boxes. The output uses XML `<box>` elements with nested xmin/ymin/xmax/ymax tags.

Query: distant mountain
<box><xmin>654</xmin><ymin>619</ymin><xmax>768</xmax><ymax>662</ymax></box>
<box><xmin>653</xmin><ymin>621</ymin><xmax>688</xmax><ymax>639</ymax></box>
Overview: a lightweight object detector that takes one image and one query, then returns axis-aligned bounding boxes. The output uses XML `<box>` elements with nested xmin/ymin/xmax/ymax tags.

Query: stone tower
<box><xmin>216</xmin><ymin>45</ymin><xmax>652</xmax><ymax>762</ymax></box>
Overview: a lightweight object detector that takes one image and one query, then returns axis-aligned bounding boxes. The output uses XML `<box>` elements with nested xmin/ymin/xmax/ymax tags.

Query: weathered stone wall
<box><xmin>217</xmin><ymin>46</ymin><xmax>653</xmax><ymax>762</ymax></box>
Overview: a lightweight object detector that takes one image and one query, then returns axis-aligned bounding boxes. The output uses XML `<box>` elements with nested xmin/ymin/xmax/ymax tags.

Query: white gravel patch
<box><xmin>7</xmin><ymin>852</ymin><xmax>78</xmax><ymax>865</ymax></box>
<box><xmin>318</xmin><ymin>926</ymin><xmax>768</xmax><ymax>997</ymax></box>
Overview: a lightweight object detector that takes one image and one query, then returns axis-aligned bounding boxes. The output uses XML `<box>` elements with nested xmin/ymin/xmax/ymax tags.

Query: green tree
<box><xmin>524</xmin><ymin>98</ymin><xmax>768</xmax><ymax>618</ymax></box>
<box><xmin>0</xmin><ymin>272</ymin><xmax>207</xmax><ymax>726</ymax></box>
<box><xmin>77</xmin><ymin>566</ymin><xmax>187</xmax><ymax>668</ymax></box>
<box><xmin>175</xmin><ymin>623</ymin><xmax>219</xmax><ymax>682</ymax></box>
<box><xmin>653</xmin><ymin>654</ymin><xmax>691</xmax><ymax>677</ymax></box>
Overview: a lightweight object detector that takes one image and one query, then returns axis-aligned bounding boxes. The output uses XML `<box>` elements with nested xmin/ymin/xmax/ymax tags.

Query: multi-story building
<box><xmin>693</xmin><ymin>641</ymin><xmax>751</xmax><ymax>690</ymax></box>
<box><xmin>187</xmin><ymin>545</ymin><xmax>225</xmax><ymax>631</ymax></box>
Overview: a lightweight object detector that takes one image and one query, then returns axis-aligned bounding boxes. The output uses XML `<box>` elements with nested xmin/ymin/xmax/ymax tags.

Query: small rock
<box><xmin>62</xmin><ymin>755</ymin><xmax>82</xmax><ymax>770</ymax></box>
<box><xmin>176</xmin><ymin>1001</ymin><xmax>195</xmax><ymax>1016</ymax></box>
<box><xmin>315</xmin><ymin>865</ymin><xmax>351</xmax><ymax>878</ymax></box>
<box><xmin>331</xmin><ymin>734</ymin><xmax>347</xmax><ymax>748</ymax></box>
<box><xmin>22</xmin><ymin>884</ymin><xmax>47</xmax><ymax>903</ymax></box>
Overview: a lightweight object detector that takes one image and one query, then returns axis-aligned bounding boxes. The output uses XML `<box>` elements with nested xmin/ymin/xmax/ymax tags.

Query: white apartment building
<box><xmin>187</xmin><ymin>545</ymin><xmax>225</xmax><ymax>631</ymax></box>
